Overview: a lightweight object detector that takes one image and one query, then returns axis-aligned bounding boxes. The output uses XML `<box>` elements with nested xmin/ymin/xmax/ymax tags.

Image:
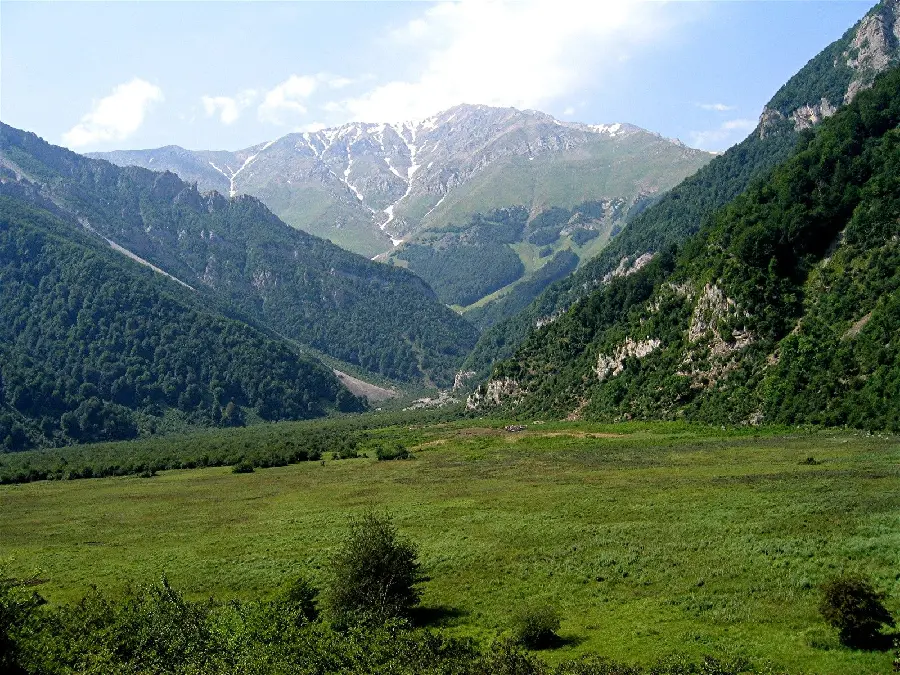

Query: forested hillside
<box><xmin>391</xmin><ymin>201</ymin><xmax>622</xmax><ymax>328</ymax></box>
<box><xmin>473</xmin><ymin>68</ymin><xmax>900</xmax><ymax>431</ymax></box>
<box><xmin>461</xmin><ymin>0</ymin><xmax>900</xmax><ymax>383</ymax></box>
<box><xmin>0</xmin><ymin>198</ymin><xmax>363</xmax><ymax>452</ymax></box>
<box><xmin>0</xmin><ymin>124</ymin><xmax>478</xmax><ymax>386</ymax></box>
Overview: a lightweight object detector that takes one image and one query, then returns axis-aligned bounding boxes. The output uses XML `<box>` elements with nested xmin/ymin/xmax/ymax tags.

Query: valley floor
<box><xmin>1</xmin><ymin>420</ymin><xmax>898</xmax><ymax>674</ymax></box>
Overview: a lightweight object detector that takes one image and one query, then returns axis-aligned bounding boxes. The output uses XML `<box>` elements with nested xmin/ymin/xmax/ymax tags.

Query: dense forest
<box><xmin>0</xmin><ymin>198</ymin><xmax>365</xmax><ymax>452</ymax></box>
<box><xmin>395</xmin><ymin>200</ymin><xmax>621</xmax><ymax>327</ymax></box>
<box><xmin>396</xmin><ymin>207</ymin><xmax>528</xmax><ymax>306</ymax></box>
<box><xmin>461</xmin><ymin>1</ymin><xmax>900</xmax><ymax>382</ymax></box>
<box><xmin>0</xmin><ymin>124</ymin><xmax>478</xmax><ymax>386</ymax></box>
<box><xmin>479</xmin><ymin>67</ymin><xmax>900</xmax><ymax>431</ymax></box>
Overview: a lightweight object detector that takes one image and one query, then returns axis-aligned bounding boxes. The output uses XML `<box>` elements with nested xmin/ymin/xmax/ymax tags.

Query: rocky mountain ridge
<box><xmin>91</xmin><ymin>105</ymin><xmax>712</xmax><ymax>257</ymax></box>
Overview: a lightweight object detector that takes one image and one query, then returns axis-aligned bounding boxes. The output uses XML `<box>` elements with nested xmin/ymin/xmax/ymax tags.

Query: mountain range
<box><xmin>1</xmin><ymin>0</ymin><xmax>898</xmax><ymax>452</ymax></box>
<box><xmin>90</xmin><ymin>107</ymin><xmax>712</xmax><ymax>259</ymax></box>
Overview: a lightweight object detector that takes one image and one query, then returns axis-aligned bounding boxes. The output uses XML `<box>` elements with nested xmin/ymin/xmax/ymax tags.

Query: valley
<box><xmin>1</xmin><ymin>418</ymin><xmax>897</xmax><ymax>673</ymax></box>
<box><xmin>2</xmin><ymin>2</ymin><xmax>900</xmax><ymax>673</ymax></box>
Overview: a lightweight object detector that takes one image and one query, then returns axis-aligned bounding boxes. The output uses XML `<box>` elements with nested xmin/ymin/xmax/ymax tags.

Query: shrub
<box><xmin>277</xmin><ymin>575</ymin><xmax>319</xmax><ymax>624</ymax></box>
<box><xmin>511</xmin><ymin>603</ymin><xmax>561</xmax><ymax>649</ymax></box>
<box><xmin>232</xmin><ymin>460</ymin><xmax>255</xmax><ymax>474</ymax></box>
<box><xmin>375</xmin><ymin>443</ymin><xmax>412</xmax><ymax>461</ymax></box>
<box><xmin>819</xmin><ymin>574</ymin><xmax>895</xmax><ymax>648</ymax></box>
<box><xmin>323</xmin><ymin>510</ymin><xmax>422</xmax><ymax>626</ymax></box>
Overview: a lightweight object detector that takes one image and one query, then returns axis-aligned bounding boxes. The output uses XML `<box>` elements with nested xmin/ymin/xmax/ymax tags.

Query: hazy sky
<box><xmin>1</xmin><ymin>1</ymin><xmax>874</xmax><ymax>153</ymax></box>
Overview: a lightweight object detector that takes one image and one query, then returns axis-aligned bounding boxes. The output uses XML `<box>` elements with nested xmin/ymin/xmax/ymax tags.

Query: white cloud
<box><xmin>329</xmin><ymin>0</ymin><xmax>684</xmax><ymax>123</ymax></box>
<box><xmin>325</xmin><ymin>76</ymin><xmax>355</xmax><ymax>90</ymax></box>
<box><xmin>201</xmin><ymin>89</ymin><xmax>257</xmax><ymax>125</ymax></box>
<box><xmin>257</xmin><ymin>73</ymin><xmax>358</xmax><ymax>125</ymax></box>
<box><xmin>258</xmin><ymin>75</ymin><xmax>318</xmax><ymax>124</ymax></box>
<box><xmin>697</xmin><ymin>102</ymin><xmax>736</xmax><ymax>112</ymax></box>
<box><xmin>563</xmin><ymin>106</ymin><xmax>576</xmax><ymax>117</ymax></box>
<box><xmin>689</xmin><ymin>118</ymin><xmax>757</xmax><ymax>151</ymax></box>
<box><xmin>63</xmin><ymin>78</ymin><xmax>163</xmax><ymax>148</ymax></box>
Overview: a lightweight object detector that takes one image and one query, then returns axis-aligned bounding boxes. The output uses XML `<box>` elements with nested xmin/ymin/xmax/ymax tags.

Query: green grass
<box><xmin>1</xmin><ymin>421</ymin><xmax>898</xmax><ymax>674</ymax></box>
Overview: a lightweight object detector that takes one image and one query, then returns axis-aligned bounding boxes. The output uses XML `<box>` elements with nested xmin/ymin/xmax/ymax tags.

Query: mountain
<box><xmin>469</xmin><ymin>67</ymin><xmax>900</xmax><ymax>431</ymax></box>
<box><xmin>0</xmin><ymin>124</ymin><xmax>478</xmax><ymax>388</ymax></box>
<box><xmin>0</xmin><ymin>194</ymin><xmax>366</xmax><ymax>452</ymax></box>
<box><xmin>90</xmin><ymin>106</ymin><xmax>712</xmax><ymax>258</ymax></box>
<box><xmin>459</xmin><ymin>0</ymin><xmax>900</xmax><ymax>386</ymax></box>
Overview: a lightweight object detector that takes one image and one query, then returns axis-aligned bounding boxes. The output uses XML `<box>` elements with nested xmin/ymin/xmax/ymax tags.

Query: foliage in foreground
<box><xmin>819</xmin><ymin>574</ymin><xmax>896</xmax><ymax>649</ymax></box>
<box><xmin>322</xmin><ymin>511</ymin><xmax>423</xmax><ymax>626</ymax></box>
<box><xmin>1</xmin><ymin>573</ymin><xmax>776</xmax><ymax>675</ymax></box>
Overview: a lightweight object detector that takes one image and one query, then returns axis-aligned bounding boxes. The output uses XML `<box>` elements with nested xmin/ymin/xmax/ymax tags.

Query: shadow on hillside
<box><xmin>411</xmin><ymin>604</ymin><xmax>469</xmax><ymax>627</ymax></box>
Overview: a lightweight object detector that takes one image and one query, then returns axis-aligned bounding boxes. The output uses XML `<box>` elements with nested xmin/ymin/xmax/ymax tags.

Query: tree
<box><xmin>819</xmin><ymin>574</ymin><xmax>895</xmax><ymax>649</ymax></box>
<box><xmin>323</xmin><ymin>510</ymin><xmax>422</xmax><ymax>626</ymax></box>
<box><xmin>511</xmin><ymin>603</ymin><xmax>561</xmax><ymax>649</ymax></box>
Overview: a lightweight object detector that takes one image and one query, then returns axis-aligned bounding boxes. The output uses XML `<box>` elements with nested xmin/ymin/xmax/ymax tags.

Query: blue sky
<box><xmin>1</xmin><ymin>1</ymin><xmax>875</xmax><ymax>153</ymax></box>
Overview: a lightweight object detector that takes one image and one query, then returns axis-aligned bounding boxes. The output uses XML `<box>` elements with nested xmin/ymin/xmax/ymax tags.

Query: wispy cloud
<box><xmin>689</xmin><ymin>118</ymin><xmax>757</xmax><ymax>151</ymax></box>
<box><xmin>697</xmin><ymin>102</ymin><xmax>736</xmax><ymax>112</ymax></box>
<box><xmin>201</xmin><ymin>90</ymin><xmax>257</xmax><ymax>125</ymax></box>
<box><xmin>63</xmin><ymin>78</ymin><xmax>163</xmax><ymax>148</ymax></box>
<box><xmin>327</xmin><ymin>0</ymin><xmax>690</xmax><ymax>123</ymax></box>
<box><xmin>257</xmin><ymin>73</ymin><xmax>356</xmax><ymax>125</ymax></box>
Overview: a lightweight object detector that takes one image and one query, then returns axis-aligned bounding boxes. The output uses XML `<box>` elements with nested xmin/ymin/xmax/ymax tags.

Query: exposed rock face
<box><xmin>843</xmin><ymin>0</ymin><xmax>900</xmax><ymax>102</ymax></box>
<box><xmin>757</xmin><ymin>107</ymin><xmax>787</xmax><ymax>139</ymax></box>
<box><xmin>602</xmin><ymin>252</ymin><xmax>655</xmax><ymax>284</ymax></box>
<box><xmin>595</xmin><ymin>337</ymin><xmax>662</xmax><ymax>381</ymax></box>
<box><xmin>453</xmin><ymin>370</ymin><xmax>476</xmax><ymax>391</ymax></box>
<box><xmin>678</xmin><ymin>283</ymin><xmax>754</xmax><ymax>387</ymax></box>
<box><xmin>687</xmin><ymin>284</ymin><xmax>734</xmax><ymax>343</ymax></box>
<box><xmin>466</xmin><ymin>377</ymin><xmax>522</xmax><ymax>410</ymax></box>
<box><xmin>759</xmin><ymin>0</ymin><xmax>899</xmax><ymax>139</ymax></box>
<box><xmin>790</xmin><ymin>98</ymin><xmax>839</xmax><ymax>131</ymax></box>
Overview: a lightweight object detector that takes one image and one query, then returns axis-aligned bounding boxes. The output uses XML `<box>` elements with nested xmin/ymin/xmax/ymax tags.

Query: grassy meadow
<box><xmin>1</xmin><ymin>420</ymin><xmax>898</xmax><ymax>673</ymax></box>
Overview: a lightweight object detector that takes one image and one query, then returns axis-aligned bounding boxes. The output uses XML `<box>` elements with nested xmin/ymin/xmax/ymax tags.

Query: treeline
<box><xmin>486</xmin><ymin>68</ymin><xmax>900</xmax><ymax>431</ymax></box>
<box><xmin>0</xmin><ymin>199</ymin><xmax>364</xmax><ymax>452</ymax></box>
<box><xmin>0</xmin><ymin>407</ymin><xmax>470</xmax><ymax>484</ymax></box>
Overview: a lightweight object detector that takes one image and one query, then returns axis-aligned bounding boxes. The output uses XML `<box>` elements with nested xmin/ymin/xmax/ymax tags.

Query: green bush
<box><xmin>819</xmin><ymin>574</ymin><xmax>895</xmax><ymax>648</ymax></box>
<box><xmin>232</xmin><ymin>460</ymin><xmax>255</xmax><ymax>474</ymax></box>
<box><xmin>375</xmin><ymin>443</ymin><xmax>412</xmax><ymax>461</ymax></box>
<box><xmin>323</xmin><ymin>510</ymin><xmax>422</xmax><ymax>626</ymax></box>
<box><xmin>276</xmin><ymin>575</ymin><xmax>319</xmax><ymax>624</ymax></box>
<box><xmin>511</xmin><ymin>603</ymin><xmax>561</xmax><ymax>649</ymax></box>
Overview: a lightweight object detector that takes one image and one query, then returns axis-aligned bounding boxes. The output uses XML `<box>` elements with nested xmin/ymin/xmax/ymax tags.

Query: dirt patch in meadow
<box><xmin>414</xmin><ymin>439</ymin><xmax>449</xmax><ymax>449</ymax></box>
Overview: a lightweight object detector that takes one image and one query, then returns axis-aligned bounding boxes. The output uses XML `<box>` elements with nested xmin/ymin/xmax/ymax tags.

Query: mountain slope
<box><xmin>460</xmin><ymin>0</ymin><xmax>900</xmax><ymax>385</ymax></box>
<box><xmin>471</xmin><ymin>67</ymin><xmax>900</xmax><ymax>431</ymax></box>
<box><xmin>0</xmin><ymin>124</ymin><xmax>478</xmax><ymax>387</ymax></box>
<box><xmin>0</xmin><ymin>196</ymin><xmax>363</xmax><ymax>452</ymax></box>
<box><xmin>91</xmin><ymin>106</ymin><xmax>712</xmax><ymax>258</ymax></box>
